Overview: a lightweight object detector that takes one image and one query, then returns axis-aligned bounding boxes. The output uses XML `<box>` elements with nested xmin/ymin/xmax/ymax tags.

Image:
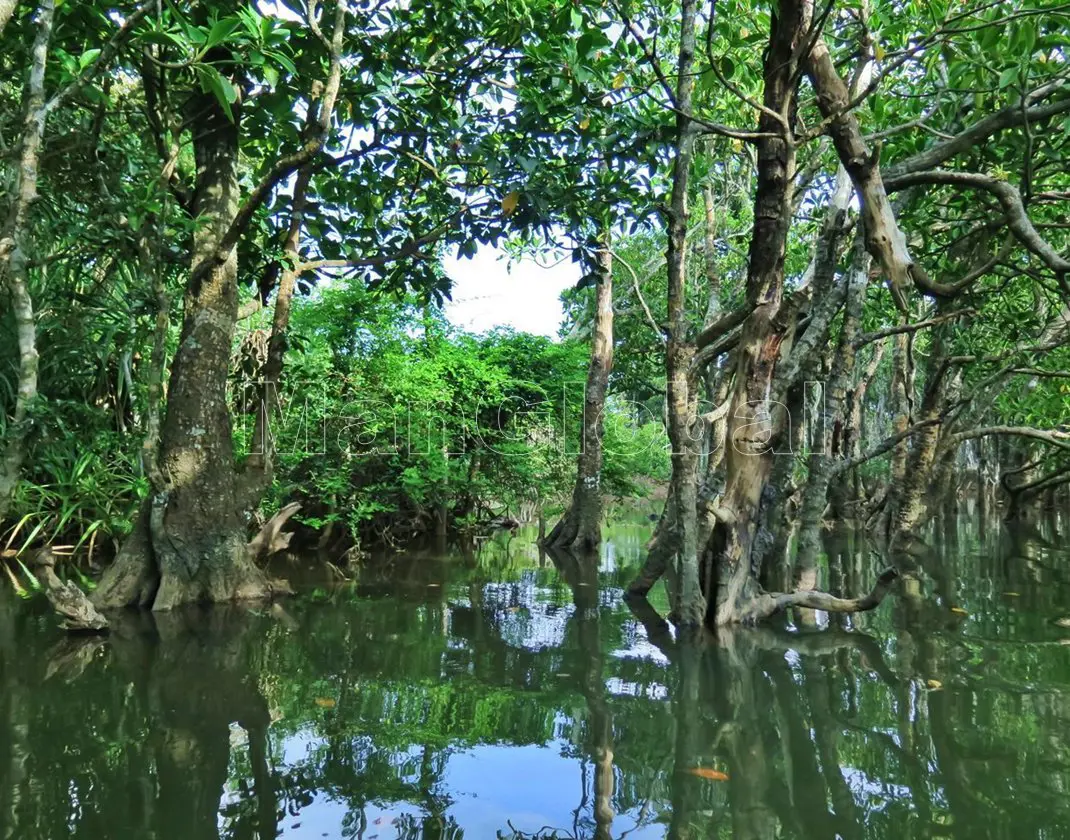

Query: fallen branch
<box><xmin>742</xmin><ymin>567</ymin><xmax>900</xmax><ymax>624</ymax></box>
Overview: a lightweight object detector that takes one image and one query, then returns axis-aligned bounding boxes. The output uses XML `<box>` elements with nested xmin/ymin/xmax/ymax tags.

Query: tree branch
<box><xmin>853</xmin><ymin>309</ymin><xmax>974</xmax><ymax>348</ymax></box>
<box><xmin>832</xmin><ymin>418</ymin><xmax>943</xmax><ymax>475</ymax></box>
<box><xmin>883</xmin><ymin>169</ymin><xmax>1070</xmax><ymax>274</ymax></box>
<box><xmin>951</xmin><ymin>425</ymin><xmax>1070</xmax><ymax>450</ymax></box>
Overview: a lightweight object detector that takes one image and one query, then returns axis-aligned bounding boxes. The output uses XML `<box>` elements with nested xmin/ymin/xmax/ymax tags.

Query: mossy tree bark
<box><xmin>93</xmin><ymin>6</ymin><xmax>346</xmax><ymax>611</ymax></box>
<box><xmin>94</xmin><ymin>87</ymin><xmax>269</xmax><ymax>610</ymax></box>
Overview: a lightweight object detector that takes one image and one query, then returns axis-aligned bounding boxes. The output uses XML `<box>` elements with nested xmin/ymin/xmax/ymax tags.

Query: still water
<box><xmin>2</xmin><ymin>518</ymin><xmax>1070</xmax><ymax>839</ymax></box>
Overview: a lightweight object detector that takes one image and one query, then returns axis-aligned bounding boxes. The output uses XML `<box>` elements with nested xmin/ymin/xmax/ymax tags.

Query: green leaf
<box><xmin>197</xmin><ymin>66</ymin><xmax>237</xmax><ymax>121</ymax></box>
<box><xmin>999</xmin><ymin>66</ymin><xmax>1018</xmax><ymax>90</ymax></box>
<box><xmin>204</xmin><ymin>17</ymin><xmax>241</xmax><ymax>51</ymax></box>
<box><xmin>78</xmin><ymin>48</ymin><xmax>101</xmax><ymax>71</ymax></box>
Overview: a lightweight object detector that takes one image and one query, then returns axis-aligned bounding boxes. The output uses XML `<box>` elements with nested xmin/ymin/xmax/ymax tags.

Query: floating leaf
<box><xmin>314</xmin><ymin>697</ymin><xmax>336</xmax><ymax>709</ymax></box>
<box><xmin>686</xmin><ymin>767</ymin><xmax>729</xmax><ymax>781</ymax></box>
<box><xmin>501</xmin><ymin>191</ymin><xmax>520</xmax><ymax>217</ymax></box>
<box><xmin>874</xmin><ymin>44</ymin><xmax>887</xmax><ymax>61</ymax></box>
<box><xmin>578</xmin><ymin>116</ymin><xmax>590</xmax><ymax>130</ymax></box>
<box><xmin>1003</xmin><ymin>591</ymin><xmax>1020</xmax><ymax>597</ymax></box>
<box><xmin>926</xmin><ymin>679</ymin><xmax>943</xmax><ymax>690</ymax></box>
<box><xmin>950</xmin><ymin>606</ymin><xmax>968</xmax><ymax>615</ymax></box>
<box><xmin>1054</xmin><ymin>617</ymin><xmax>1070</xmax><ymax>628</ymax></box>
<box><xmin>612</xmin><ymin>71</ymin><xmax>626</xmax><ymax>89</ymax></box>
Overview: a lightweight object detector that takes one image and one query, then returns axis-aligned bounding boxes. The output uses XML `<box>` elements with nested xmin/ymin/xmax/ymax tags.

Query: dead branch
<box><xmin>247</xmin><ymin>502</ymin><xmax>302</xmax><ymax>561</ymax></box>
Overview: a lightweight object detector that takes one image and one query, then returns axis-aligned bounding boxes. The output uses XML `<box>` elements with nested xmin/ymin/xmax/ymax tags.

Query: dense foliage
<box><xmin>0</xmin><ymin>0</ymin><xmax>1068</xmax><ymax>616</ymax></box>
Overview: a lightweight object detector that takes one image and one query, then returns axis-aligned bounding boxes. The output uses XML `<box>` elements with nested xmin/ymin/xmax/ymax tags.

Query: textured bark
<box><xmin>626</xmin><ymin>483</ymin><xmax>677</xmax><ymax>599</ymax></box>
<box><xmin>795</xmin><ymin>244</ymin><xmax>870</xmax><ymax>581</ymax></box>
<box><xmin>94</xmin><ymin>6</ymin><xmax>346</xmax><ymax>610</ymax></box>
<box><xmin>837</xmin><ymin>340</ymin><xmax>884</xmax><ymax>518</ymax></box>
<box><xmin>712</xmin><ymin>0</ymin><xmax>809</xmax><ymax>626</ymax></box>
<box><xmin>756</xmin><ymin>171</ymin><xmax>854</xmax><ymax>589</ymax></box>
<box><xmin>888</xmin><ymin>333</ymin><xmax>954</xmax><ymax>552</ymax></box>
<box><xmin>94</xmin><ymin>87</ymin><xmax>268</xmax><ymax>610</ymax></box>
<box><xmin>751</xmin><ymin>380</ymin><xmax>806</xmax><ymax>592</ymax></box>
<box><xmin>663</xmin><ymin>0</ymin><xmax>704</xmax><ymax>626</ymax></box>
<box><xmin>0</xmin><ymin>0</ymin><xmax>17</xmax><ymax>36</ymax></box>
<box><xmin>805</xmin><ymin>35</ymin><xmax>918</xmax><ymax>312</ymax></box>
<box><xmin>0</xmin><ymin>0</ymin><xmax>51</xmax><ymax>521</ymax></box>
<box><xmin>547</xmin><ymin>243</ymin><xmax>613</xmax><ymax>553</ymax></box>
<box><xmin>881</xmin><ymin>330</ymin><xmax>914</xmax><ymax>536</ymax></box>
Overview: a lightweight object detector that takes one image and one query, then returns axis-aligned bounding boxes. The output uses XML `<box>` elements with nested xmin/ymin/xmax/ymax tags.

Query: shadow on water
<box><xmin>1</xmin><ymin>514</ymin><xmax>1070</xmax><ymax>839</ymax></box>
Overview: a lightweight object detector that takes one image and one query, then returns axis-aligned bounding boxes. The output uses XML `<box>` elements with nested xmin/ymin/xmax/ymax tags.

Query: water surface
<box><xmin>1</xmin><ymin>517</ymin><xmax>1069</xmax><ymax>839</ymax></box>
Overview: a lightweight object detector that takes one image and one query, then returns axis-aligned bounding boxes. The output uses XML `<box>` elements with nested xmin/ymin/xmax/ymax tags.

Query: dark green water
<box><xmin>2</xmin><ymin>518</ymin><xmax>1070</xmax><ymax>839</ymax></box>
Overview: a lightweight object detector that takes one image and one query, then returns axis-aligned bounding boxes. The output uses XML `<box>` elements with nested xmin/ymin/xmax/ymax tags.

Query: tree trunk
<box><xmin>0</xmin><ymin>0</ymin><xmax>51</xmax><ymax>522</ymax></box>
<box><xmin>0</xmin><ymin>0</ymin><xmax>16</xmax><ymax>36</ymax></box>
<box><xmin>546</xmin><ymin>242</ymin><xmax>613</xmax><ymax>553</ymax></box>
<box><xmin>711</xmin><ymin>0</ymin><xmax>809</xmax><ymax>626</ymax></box>
<box><xmin>888</xmin><ymin>335</ymin><xmax>953</xmax><ymax>553</ymax></box>
<box><xmin>795</xmin><ymin>243</ymin><xmax>870</xmax><ymax>580</ymax></box>
<box><xmin>662</xmin><ymin>0</ymin><xmax>704</xmax><ymax>625</ymax></box>
<box><xmin>94</xmin><ymin>88</ymin><xmax>268</xmax><ymax>610</ymax></box>
<box><xmin>881</xmin><ymin>331</ymin><xmax>914</xmax><ymax>536</ymax></box>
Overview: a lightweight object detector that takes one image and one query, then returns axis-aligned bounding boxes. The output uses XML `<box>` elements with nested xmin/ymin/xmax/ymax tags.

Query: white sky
<box><xmin>443</xmin><ymin>246</ymin><xmax>580</xmax><ymax>338</ymax></box>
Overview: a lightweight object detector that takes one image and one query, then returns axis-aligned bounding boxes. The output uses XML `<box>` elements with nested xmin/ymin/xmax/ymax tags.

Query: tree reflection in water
<box><xmin>1</xmin><ymin>517</ymin><xmax>1069</xmax><ymax>839</ymax></box>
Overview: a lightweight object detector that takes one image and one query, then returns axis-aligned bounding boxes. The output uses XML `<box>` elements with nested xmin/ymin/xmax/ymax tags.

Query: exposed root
<box><xmin>31</xmin><ymin>548</ymin><xmax>109</xmax><ymax>633</ymax></box>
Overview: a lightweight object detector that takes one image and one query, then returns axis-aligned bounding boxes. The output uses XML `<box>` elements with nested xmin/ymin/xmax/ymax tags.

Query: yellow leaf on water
<box><xmin>1003</xmin><ymin>591</ymin><xmax>1020</xmax><ymax>597</ymax></box>
<box><xmin>731</xmin><ymin>138</ymin><xmax>743</xmax><ymax>152</ymax></box>
<box><xmin>501</xmin><ymin>191</ymin><xmax>520</xmax><ymax>217</ymax></box>
<box><xmin>950</xmin><ymin>607</ymin><xmax>968</xmax><ymax>615</ymax></box>
<box><xmin>874</xmin><ymin>44</ymin><xmax>887</xmax><ymax>60</ymax></box>
<box><xmin>315</xmin><ymin>697</ymin><xmax>336</xmax><ymax>709</ymax></box>
<box><xmin>612</xmin><ymin>71</ymin><xmax>627</xmax><ymax>89</ymax></box>
<box><xmin>926</xmin><ymin>679</ymin><xmax>943</xmax><ymax>690</ymax></box>
<box><xmin>687</xmin><ymin>767</ymin><xmax>729</xmax><ymax>781</ymax></box>
<box><xmin>578</xmin><ymin>116</ymin><xmax>590</xmax><ymax>130</ymax></box>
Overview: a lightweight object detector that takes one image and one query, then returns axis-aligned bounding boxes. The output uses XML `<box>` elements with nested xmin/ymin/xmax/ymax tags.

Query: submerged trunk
<box><xmin>546</xmin><ymin>243</ymin><xmax>614</xmax><ymax>553</ymax></box>
<box><xmin>94</xmin><ymin>88</ymin><xmax>268</xmax><ymax>610</ymax></box>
